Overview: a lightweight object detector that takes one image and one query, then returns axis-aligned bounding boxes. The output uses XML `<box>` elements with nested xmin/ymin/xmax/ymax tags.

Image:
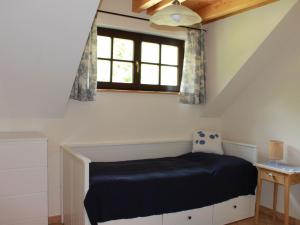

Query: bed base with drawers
<box><xmin>61</xmin><ymin>139</ymin><xmax>257</xmax><ymax>225</ymax></box>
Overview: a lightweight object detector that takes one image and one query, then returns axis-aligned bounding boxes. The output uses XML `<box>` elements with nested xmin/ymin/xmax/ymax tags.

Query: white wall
<box><xmin>205</xmin><ymin>0</ymin><xmax>297</xmax><ymax>102</ymax></box>
<box><xmin>0</xmin><ymin>0</ymin><xmax>100</xmax><ymax>117</ymax></box>
<box><xmin>0</xmin><ymin>0</ymin><xmax>221</xmax><ymax>216</ymax></box>
<box><xmin>221</xmin><ymin>2</ymin><xmax>300</xmax><ymax>217</ymax></box>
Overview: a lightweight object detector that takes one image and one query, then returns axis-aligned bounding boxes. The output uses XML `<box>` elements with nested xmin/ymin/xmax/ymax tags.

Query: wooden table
<box><xmin>255</xmin><ymin>163</ymin><xmax>300</xmax><ymax>225</ymax></box>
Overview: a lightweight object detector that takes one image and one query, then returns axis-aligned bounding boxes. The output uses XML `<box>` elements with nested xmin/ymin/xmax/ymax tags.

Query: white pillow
<box><xmin>192</xmin><ymin>130</ymin><xmax>224</xmax><ymax>155</ymax></box>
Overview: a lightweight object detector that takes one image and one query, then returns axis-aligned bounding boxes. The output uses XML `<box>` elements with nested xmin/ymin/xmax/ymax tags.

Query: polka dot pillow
<box><xmin>192</xmin><ymin>130</ymin><xmax>224</xmax><ymax>155</ymax></box>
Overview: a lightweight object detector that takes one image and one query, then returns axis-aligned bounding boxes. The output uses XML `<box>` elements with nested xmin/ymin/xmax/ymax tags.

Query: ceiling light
<box><xmin>150</xmin><ymin>0</ymin><xmax>202</xmax><ymax>27</ymax></box>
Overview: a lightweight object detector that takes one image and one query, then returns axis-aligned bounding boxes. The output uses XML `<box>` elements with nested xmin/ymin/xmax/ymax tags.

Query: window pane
<box><xmin>97</xmin><ymin>36</ymin><xmax>111</xmax><ymax>59</ymax></box>
<box><xmin>141</xmin><ymin>42</ymin><xmax>159</xmax><ymax>63</ymax></box>
<box><xmin>141</xmin><ymin>64</ymin><xmax>159</xmax><ymax>85</ymax></box>
<box><xmin>112</xmin><ymin>61</ymin><xmax>133</xmax><ymax>83</ymax></box>
<box><xmin>97</xmin><ymin>60</ymin><xmax>111</xmax><ymax>82</ymax></box>
<box><xmin>161</xmin><ymin>66</ymin><xmax>178</xmax><ymax>86</ymax></box>
<box><xmin>161</xmin><ymin>45</ymin><xmax>178</xmax><ymax>65</ymax></box>
<box><xmin>113</xmin><ymin>38</ymin><xmax>134</xmax><ymax>61</ymax></box>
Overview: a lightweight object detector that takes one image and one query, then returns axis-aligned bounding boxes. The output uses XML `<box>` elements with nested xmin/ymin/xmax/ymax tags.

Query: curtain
<box><xmin>179</xmin><ymin>27</ymin><xmax>206</xmax><ymax>104</ymax></box>
<box><xmin>70</xmin><ymin>19</ymin><xmax>97</xmax><ymax>101</ymax></box>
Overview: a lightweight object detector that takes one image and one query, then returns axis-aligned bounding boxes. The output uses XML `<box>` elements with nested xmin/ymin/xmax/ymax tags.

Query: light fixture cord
<box><xmin>172</xmin><ymin>0</ymin><xmax>180</xmax><ymax>6</ymax></box>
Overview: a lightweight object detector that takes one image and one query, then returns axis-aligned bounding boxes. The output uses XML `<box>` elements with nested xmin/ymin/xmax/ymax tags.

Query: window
<box><xmin>97</xmin><ymin>28</ymin><xmax>184</xmax><ymax>92</ymax></box>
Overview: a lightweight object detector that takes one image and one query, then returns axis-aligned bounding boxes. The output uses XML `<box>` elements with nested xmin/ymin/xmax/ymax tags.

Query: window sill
<box><xmin>97</xmin><ymin>89</ymin><xmax>179</xmax><ymax>95</ymax></box>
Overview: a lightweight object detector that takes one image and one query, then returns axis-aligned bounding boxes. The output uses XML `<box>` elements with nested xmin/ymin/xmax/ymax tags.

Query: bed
<box><xmin>61</xmin><ymin>139</ymin><xmax>258</xmax><ymax>225</ymax></box>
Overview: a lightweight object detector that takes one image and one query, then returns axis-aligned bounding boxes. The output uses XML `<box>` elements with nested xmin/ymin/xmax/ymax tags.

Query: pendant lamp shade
<box><xmin>150</xmin><ymin>1</ymin><xmax>202</xmax><ymax>27</ymax></box>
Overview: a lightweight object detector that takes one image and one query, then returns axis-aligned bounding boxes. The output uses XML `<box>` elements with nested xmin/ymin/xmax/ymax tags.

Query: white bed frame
<box><xmin>61</xmin><ymin>139</ymin><xmax>257</xmax><ymax>225</ymax></box>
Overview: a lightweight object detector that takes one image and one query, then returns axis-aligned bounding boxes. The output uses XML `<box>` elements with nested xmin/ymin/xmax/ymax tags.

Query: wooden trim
<box><xmin>284</xmin><ymin>175</ymin><xmax>291</xmax><ymax>225</ymax></box>
<box><xmin>132</xmin><ymin>0</ymin><xmax>162</xmax><ymax>13</ymax></box>
<box><xmin>198</xmin><ymin>0</ymin><xmax>279</xmax><ymax>24</ymax></box>
<box><xmin>48</xmin><ymin>215</ymin><xmax>61</xmax><ymax>224</ymax></box>
<box><xmin>290</xmin><ymin>173</ymin><xmax>300</xmax><ymax>185</ymax></box>
<box><xmin>260</xmin><ymin>206</ymin><xmax>300</xmax><ymax>225</ymax></box>
<box><xmin>273</xmin><ymin>183</ymin><xmax>278</xmax><ymax>220</ymax></box>
<box><xmin>97</xmin><ymin>89</ymin><xmax>179</xmax><ymax>95</ymax></box>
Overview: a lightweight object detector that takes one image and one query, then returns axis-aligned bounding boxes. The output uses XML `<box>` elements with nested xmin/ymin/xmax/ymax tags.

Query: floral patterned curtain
<box><xmin>70</xmin><ymin>19</ymin><xmax>97</xmax><ymax>101</ymax></box>
<box><xmin>179</xmin><ymin>27</ymin><xmax>206</xmax><ymax>104</ymax></box>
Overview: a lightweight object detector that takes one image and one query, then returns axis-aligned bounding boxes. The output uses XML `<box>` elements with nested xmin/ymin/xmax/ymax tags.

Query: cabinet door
<box><xmin>163</xmin><ymin>206</ymin><xmax>213</xmax><ymax>225</ymax></box>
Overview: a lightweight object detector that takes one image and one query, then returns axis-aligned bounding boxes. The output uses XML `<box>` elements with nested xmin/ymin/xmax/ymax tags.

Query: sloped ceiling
<box><xmin>202</xmin><ymin>0</ymin><xmax>299</xmax><ymax>117</ymax></box>
<box><xmin>0</xmin><ymin>0</ymin><xmax>100</xmax><ymax>117</ymax></box>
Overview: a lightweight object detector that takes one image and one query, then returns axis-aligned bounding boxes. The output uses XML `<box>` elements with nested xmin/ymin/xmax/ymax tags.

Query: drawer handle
<box><xmin>188</xmin><ymin>216</ymin><xmax>192</xmax><ymax>220</ymax></box>
<box><xmin>233</xmin><ymin>205</ymin><xmax>237</xmax><ymax>209</ymax></box>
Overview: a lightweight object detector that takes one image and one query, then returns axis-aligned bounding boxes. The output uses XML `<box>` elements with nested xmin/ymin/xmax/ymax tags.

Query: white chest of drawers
<box><xmin>0</xmin><ymin>132</ymin><xmax>48</xmax><ymax>225</ymax></box>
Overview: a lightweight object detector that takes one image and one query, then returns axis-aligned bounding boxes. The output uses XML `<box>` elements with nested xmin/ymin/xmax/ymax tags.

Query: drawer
<box><xmin>0</xmin><ymin>193</ymin><xmax>48</xmax><ymax>224</ymax></box>
<box><xmin>100</xmin><ymin>215</ymin><xmax>162</xmax><ymax>225</ymax></box>
<box><xmin>0</xmin><ymin>167</ymin><xmax>47</xmax><ymax>197</ymax></box>
<box><xmin>260</xmin><ymin>169</ymin><xmax>285</xmax><ymax>184</ymax></box>
<box><xmin>163</xmin><ymin>206</ymin><xmax>213</xmax><ymax>225</ymax></box>
<box><xmin>0</xmin><ymin>142</ymin><xmax>47</xmax><ymax>170</ymax></box>
<box><xmin>213</xmin><ymin>196</ymin><xmax>252</xmax><ymax>225</ymax></box>
<box><xmin>235</xmin><ymin>196</ymin><xmax>254</xmax><ymax>221</ymax></box>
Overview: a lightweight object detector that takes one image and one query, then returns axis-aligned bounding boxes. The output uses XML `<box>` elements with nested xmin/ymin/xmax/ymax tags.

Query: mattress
<box><xmin>84</xmin><ymin>152</ymin><xmax>257</xmax><ymax>225</ymax></box>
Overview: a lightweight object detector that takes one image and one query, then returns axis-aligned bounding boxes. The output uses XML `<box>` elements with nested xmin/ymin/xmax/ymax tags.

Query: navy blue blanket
<box><xmin>84</xmin><ymin>152</ymin><xmax>257</xmax><ymax>225</ymax></box>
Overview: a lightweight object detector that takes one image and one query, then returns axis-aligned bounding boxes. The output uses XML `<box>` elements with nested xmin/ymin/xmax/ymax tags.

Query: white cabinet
<box><xmin>163</xmin><ymin>206</ymin><xmax>213</xmax><ymax>225</ymax></box>
<box><xmin>0</xmin><ymin>132</ymin><xmax>48</xmax><ymax>225</ymax></box>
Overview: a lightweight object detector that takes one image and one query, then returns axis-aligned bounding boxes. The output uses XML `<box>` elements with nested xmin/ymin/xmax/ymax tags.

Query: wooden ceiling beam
<box><xmin>198</xmin><ymin>0</ymin><xmax>279</xmax><ymax>24</ymax></box>
<box><xmin>132</xmin><ymin>0</ymin><xmax>162</xmax><ymax>13</ymax></box>
<box><xmin>147</xmin><ymin>0</ymin><xmax>187</xmax><ymax>15</ymax></box>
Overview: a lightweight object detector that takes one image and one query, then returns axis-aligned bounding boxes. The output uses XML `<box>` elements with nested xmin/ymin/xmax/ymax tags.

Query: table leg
<box><xmin>255</xmin><ymin>170</ymin><xmax>262</xmax><ymax>224</ymax></box>
<box><xmin>273</xmin><ymin>183</ymin><xmax>278</xmax><ymax>220</ymax></box>
<box><xmin>284</xmin><ymin>177</ymin><xmax>290</xmax><ymax>225</ymax></box>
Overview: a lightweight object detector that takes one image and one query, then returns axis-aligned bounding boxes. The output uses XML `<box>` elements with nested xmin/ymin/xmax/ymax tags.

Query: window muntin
<box><xmin>97</xmin><ymin>28</ymin><xmax>184</xmax><ymax>92</ymax></box>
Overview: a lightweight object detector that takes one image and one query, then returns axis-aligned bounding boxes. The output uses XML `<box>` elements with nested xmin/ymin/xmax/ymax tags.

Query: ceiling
<box><xmin>132</xmin><ymin>0</ymin><xmax>278</xmax><ymax>23</ymax></box>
